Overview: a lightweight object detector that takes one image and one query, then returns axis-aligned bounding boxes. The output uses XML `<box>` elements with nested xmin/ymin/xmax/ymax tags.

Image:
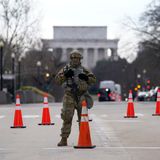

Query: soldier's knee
<box><xmin>61</xmin><ymin>109</ymin><xmax>74</xmax><ymax>123</ymax></box>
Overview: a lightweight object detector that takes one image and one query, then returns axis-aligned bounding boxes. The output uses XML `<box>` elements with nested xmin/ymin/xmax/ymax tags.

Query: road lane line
<box><xmin>102</xmin><ymin>120</ymin><xmax>141</xmax><ymax>122</ymax></box>
<box><xmin>91</xmin><ymin>114</ymin><xmax>124</xmax><ymax>147</ymax></box>
<box><xmin>136</xmin><ymin>113</ymin><xmax>144</xmax><ymax>117</ymax></box>
<box><xmin>23</xmin><ymin>115</ymin><xmax>40</xmax><ymax>118</ymax></box>
<box><xmin>43</xmin><ymin>146</ymin><xmax>160</xmax><ymax>150</ymax></box>
<box><xmin>100</xmin><ymin>114</ymin><xmax>108</xmax><ymax>118</ymax></box>
<box><xmin>97</xmin><ymin>146</ymin><xmax>160</xmax><ymax>150</ymax></box>
<box><xmin>55</xmin><ymin>114</ymin><xmax>61</xmax><ymax>118</ymax></box>
<box><xmin>0</xmin><ymin>115</ymin><xmax>5</xmax><ymax>119</ymax></box>
<box><xmin>44</xmin><ymin>147</ymin><xmax>73</xmax><ymax>150</ymax></box>
<box><xmin>91</xmin><ymin>114</ymin><xmax>131</xmax><ymax>158</ymax></box>
<box><xmin>0</xmin><ymin>148</ymin><xmax>8</xmax><ymax>150</ymax></box>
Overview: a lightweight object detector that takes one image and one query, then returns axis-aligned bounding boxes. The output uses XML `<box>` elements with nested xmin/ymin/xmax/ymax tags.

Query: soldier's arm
<box><xmin>83</xmin><ymin>67</ymin><xmax>96</xmax><ymax>85</ymax></box>
<box><xmin>55</xmin><ymin>68</ymin><xmax>66</xmax><ymax>85</ymax></box>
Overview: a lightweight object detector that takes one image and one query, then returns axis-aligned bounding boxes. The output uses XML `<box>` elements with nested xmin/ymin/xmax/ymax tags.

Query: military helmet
<box><xmin>70</xmin><ymin>50</ymin><xmax>83</xmax><ymax>59</ymax></box>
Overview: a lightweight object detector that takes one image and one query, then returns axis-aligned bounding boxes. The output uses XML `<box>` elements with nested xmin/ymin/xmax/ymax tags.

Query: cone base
<box><xmin>74</xmin><ymin>145</ymin><xmax>96</xmax><ymax>149</ymax></box>
<box><xmin>152</xmin><ymin>114</ymin><xmax>160</xmax><ymax>116</ymax></box>
<box><xmin>38</xmin><ymin>123</ymin><xmax>55</xmax><ymax>125</ymax></box>
<box><xmin>77</xmin><ymin>119</ymin><xmax>92</xmax><ymax>122</ymax></box>
<box><xmin>124</xmin><ymin>116</ymin><xmax>138</xmax><ymax>118</ymax></box>
<box><xmin>10</xmin><ymin>126</ymin><xmax>26</xmax><ymax>128</ymax></box>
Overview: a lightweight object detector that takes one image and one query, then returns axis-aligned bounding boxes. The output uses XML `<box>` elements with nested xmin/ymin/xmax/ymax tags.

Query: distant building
<box><xmin>42</xmin><ymin>26</ymin><xmax>119</xmax><ymax>69</ymax></box>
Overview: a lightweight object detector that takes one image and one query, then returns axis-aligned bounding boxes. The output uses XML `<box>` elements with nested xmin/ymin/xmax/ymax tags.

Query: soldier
<box><xmin>55</xmin><ymin>50</ymin><xmax>96</xmax><ymax>146</ymax></box>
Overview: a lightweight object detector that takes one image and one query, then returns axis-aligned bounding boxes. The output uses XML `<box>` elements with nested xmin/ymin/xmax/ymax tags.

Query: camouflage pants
<box><xmin>60</xmin><ymin>93</ymin><xmax>82</xmax><ymax>138</ymax></box>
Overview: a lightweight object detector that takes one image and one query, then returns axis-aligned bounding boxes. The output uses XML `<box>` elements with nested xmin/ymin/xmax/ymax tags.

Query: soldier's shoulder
<box><xmin>81</xmin><ymin>66</ymin><xmax>92</xmax><ymax>73</ymax></box>
<box><xmin>58</xmin><ymin>64</ymin><xmax>69</xmax><ymax>71</ymax></box>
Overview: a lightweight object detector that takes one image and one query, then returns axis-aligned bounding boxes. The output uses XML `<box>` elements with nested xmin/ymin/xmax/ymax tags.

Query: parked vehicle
<box><xmin>115</xmin><ymin>84</ymin><xmax>122</xmax><ymax>101</ymax></box>
<box><xmin>98</xmin><ymin>88</ymin><xmax>112</xmax><ymax>101</ymax></box>
<box><xmin>97</xmin><ymin>80</ymin><xmax>121</xmax><ymax>101</ymax></box>
<box><xmin>136</xmin><ymin>86</ymin><xmax>159</xmax><ymax>101</ymax></box>
<box><xmin>149</xmin><ymin>86</ymin><xmax>159</xmax><ymax>101</ymax></box>
<box><xmin>137</xmin><ymin>91</ymin><xmax>149</xmax><ymax>101</ymax></box>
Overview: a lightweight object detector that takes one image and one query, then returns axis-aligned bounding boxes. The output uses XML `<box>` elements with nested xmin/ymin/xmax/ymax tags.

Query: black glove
<box><xmin>78</xmin><ymin>73</ymin><xmax>88</xmax><ymax>81</ymax></box>
<box><xmin>64</xmin><ymin>69</ymin><xmax>74</xmax><ymax>78</ymax></box>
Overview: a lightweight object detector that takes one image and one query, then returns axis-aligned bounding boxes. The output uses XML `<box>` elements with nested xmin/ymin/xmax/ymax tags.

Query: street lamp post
<box><xmin>0</xmin><ymin>41</ymin><xmax>4</xmax><ymax>91</ymax></box>
<box><xmin>37</xmin><ymin>61</ymin><xmax>42</xmax><ymax>80</ymax></box>
<box><xmin>11</xmin><ymin>53</ymin><xmax>15</xmax><ymax>101</ymax></box>
<box><xmin>36</xmin><ymin>61</ymin><xmax>42</xmax><ymax>87</ymax></box>
<box><xmin>137</xmin><ymin>74</ymin><xmax>141</xmax><ymax>84</ymax></box>
<box><xmin>142</xmin><ymin>69</ymin><xmax>147</xmax><ymax>89</ymax></box>
<box><xmin>18</xmin><ymin>56</ymin><xmax>22</xmax><ymax>89</ymax></box>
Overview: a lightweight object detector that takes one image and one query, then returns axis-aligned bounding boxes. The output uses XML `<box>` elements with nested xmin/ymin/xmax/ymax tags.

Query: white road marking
<box><xmin>103</xmin><ymin>120</ymin><xmax>140</xmax><ymax>122</ymax></box>
<box><xmin>91</xmin><ymin>114</ymin><xmax>123</xmax><ymax>147</ymax></box>
<box><xmin>44</xmin><ymin>147</ymin><xmax>73</xmax><ymax>150</ymax></box>
<box><xmin>100</xmin><ymin>114</ymin><xmax>108</xmax><ymax>118</ymax></box>
<box><xmin>102</xmin><ymin>147</ymin><xmax>160</xmax><ymax>150</ymax></box>
<box><xmin>0</xmin><ymin>148</ymin><xmax>7</xmax><ymax>150</ymax></box>
<box><xmin>23</xmin><ymin>115</ymin><xmax>40</xmax><ymax>118</ymax></box>
<box><xmin>0</xmin><ymin>115</ymin><xmax>5</xmax><ymax>119</ymax></box>
<box><xmin>136</xmin><ymin>113</ymin><xmax>144</xmax><ymax>116</ymax></box>
<box><xmin>43</xmin><ymin>146</ymin><xmax>160</xmax><ymax>150</ymax></box>
<box><xmin>55</xmin><ymin>114</ymin><xmax>61</xmax><ymax>118</ymax></box>
<box><xmin>89</xmin><ymin>113</ymin><xmax>95</xmax><ymax>117</ymax></box>
<box><xmin>1</xmin><ymin>146</ymin><xmax>159</xmax><ymax>151</ymax></box>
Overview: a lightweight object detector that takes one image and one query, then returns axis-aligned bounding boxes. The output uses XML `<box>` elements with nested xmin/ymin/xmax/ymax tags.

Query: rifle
<box><xmin>65</xmin><ymin>65</ymin><xmax>79</xmax><ymax>103</ymax></box>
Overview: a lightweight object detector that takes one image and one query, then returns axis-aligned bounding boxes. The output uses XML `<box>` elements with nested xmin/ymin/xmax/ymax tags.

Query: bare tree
<box><xmin>123</xmin><ymin>0</ymin><xmax>160</xmax><ymax>50</ymax></box>
<box><xmin>138</xmin><ymin>0</ymin><xmax>160</xmax><ymax>52</ymax></box>
<box><xmin>0</xmin><ymin>0</ymin><xmax>40</xmax><ymax>70</ymax></box>
<box><xmin>22</xmin><ymin>49</ymin><xmax>66</xmax><ymax>101</ymax></box>
<box><xmin>121</xmin><ymin>0</ymin><xmax>160</xmax><ymax>89</ymax></box>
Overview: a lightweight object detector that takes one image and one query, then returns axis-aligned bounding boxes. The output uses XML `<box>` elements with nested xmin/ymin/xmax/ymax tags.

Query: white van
<box><xmin>98</xmin><ymin>80</ymin><xmax>122</xmax><ymax>101</ymax></box>
<box><xmin>98</xmin><ymin>80</ymin><xmax>116</xmax><ymax>101</ymax></box>
<box><xmin>99</xmin><ymin>80</ymin><xmax>116</xmax><ymax>91</ymax></box>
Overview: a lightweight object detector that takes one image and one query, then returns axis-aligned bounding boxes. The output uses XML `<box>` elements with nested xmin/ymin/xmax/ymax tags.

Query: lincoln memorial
<box><xmin>42</xmin><ymin>26</ymin><xmax>119</xmax><ymax>69</ymax></box>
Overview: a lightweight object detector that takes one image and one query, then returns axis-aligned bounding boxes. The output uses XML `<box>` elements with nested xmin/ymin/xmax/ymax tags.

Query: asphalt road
<box><xmin>0</xmin><ymin>101</ymin><xmax>160</xmax><ymax>160</ymax></box>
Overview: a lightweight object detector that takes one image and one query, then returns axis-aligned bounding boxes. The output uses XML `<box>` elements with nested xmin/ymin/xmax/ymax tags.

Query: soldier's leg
<box><xmin>58</xmin><ymin>94</ymin><xmax>75</xmax><ymax>146</ymax></box>
<box><xmin>76</xmin><ymin>101</ymin><xmax>82</xmax><ymax>128</ymax></box>
<box><xmin>76</xmin><ymin>105</ymin><xmax>81</xmax><ymax>121</ymax></box>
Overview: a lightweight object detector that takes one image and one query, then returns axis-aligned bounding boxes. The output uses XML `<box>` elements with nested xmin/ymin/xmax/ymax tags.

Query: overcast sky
<box><xmin>37</xmin><ymin>0</ymin><xmax>152</xmax><ymax>61</ymax></box>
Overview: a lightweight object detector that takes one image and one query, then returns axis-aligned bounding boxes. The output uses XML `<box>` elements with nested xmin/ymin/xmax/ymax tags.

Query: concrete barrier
<box><xmin>16</xmin><ymin>90</ymin><xmax>55</xmax><ymax>103</ymax></box>
<box><xmin>0</xmin><ymin>91</ymin><xmax>12</xmax><ymax>104</ymax></box>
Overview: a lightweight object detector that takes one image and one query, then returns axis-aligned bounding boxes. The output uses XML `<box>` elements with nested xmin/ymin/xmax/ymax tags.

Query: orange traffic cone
<box><xmin>38</xmin><ymin>93</ymin><xmax>54</xmax><ymax>125</ymax></box>
<box><xmin>74</xmin><ymin>100</ymin><xmax>96</xmax><ymax>149</ymax></box>
<box><xmin>124</xmin><ymin>90</ymin><xmax>138</xmax><ymax>118</ymax></box>
<box><xmin>152</xmin><ymin>88</ymin><xmax>160</xmax><ymax>116</ymax></box>
<box><xmin>11</xmin><ymin>94</ymin><xmax>26</xmax><ymax>128</ymax></box>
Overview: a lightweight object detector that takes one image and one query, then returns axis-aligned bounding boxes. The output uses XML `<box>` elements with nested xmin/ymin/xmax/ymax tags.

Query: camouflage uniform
<box><xmin>55</xmin><ymin>50</ymin><xmax>96</xmax><ymax>145</ymax></box>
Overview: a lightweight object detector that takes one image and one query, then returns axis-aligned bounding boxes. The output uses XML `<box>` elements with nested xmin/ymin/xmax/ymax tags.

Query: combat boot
<box><xmin>57</xmin><ymin>137</ymin><xmax>67</xmax><ymax>146</ymax></box>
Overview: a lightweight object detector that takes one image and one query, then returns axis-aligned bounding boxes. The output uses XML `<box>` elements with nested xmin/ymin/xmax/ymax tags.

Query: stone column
<box><xmin>61</xmin><ymin>48</ymin><xmax>67</xmax><ymax>62</ymax></box>
<box><xmin>112</xmin><ymin>48</ymin><xmax>119</xmax><ymax>61</ymax></box>
<box><xmin>94</xmin><ymin>48</ymin><xmax>98</xmax><ymax>67</ymax></box>
<box><xmin>83</xmin><ymin>48</ymin><xmax>88</xmax><ymax>68</ymax></box>
<box><xmin>105</xmin><ymin>48</ymin><xmax>109</xmax><ymax>60</ymax></box>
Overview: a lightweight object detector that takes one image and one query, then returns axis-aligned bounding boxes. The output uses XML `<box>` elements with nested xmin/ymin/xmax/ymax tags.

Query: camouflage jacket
<box><xmin>55</xmin><ymin>64</ymin><xmax>96</xmax><ymax>95</ymax></box>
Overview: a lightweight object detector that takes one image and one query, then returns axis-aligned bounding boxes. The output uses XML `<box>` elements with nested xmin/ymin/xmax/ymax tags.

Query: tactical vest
<box><xmin>62</xmin><ymin>64</ymin><xmax>84</xmax><ymax>89</ymax></box>
<box><xmin>62</xmin><ymin>64</ymin><xmax>94</xmax><ymax>109</ymax></box>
